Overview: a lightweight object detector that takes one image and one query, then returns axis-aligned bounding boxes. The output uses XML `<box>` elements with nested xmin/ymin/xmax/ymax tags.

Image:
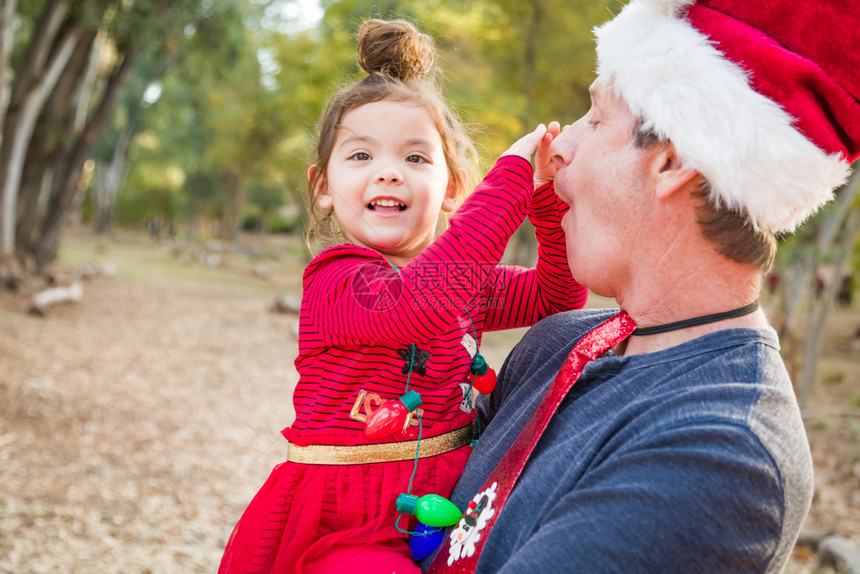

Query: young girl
<box><xmin>219</xmin><ymin>18</ymin><xmax>587</xmax><ymax>574</ymax></box>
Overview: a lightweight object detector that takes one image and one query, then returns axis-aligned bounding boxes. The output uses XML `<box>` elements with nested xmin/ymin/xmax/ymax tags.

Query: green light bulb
<box><xmin>396</xmin><ymin>493</ymin><xmax>461</xmax><ymax>527</ymax></box>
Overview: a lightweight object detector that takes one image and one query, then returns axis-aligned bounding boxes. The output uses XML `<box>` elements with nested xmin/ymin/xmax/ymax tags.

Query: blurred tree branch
<box><xmin>771</xmin><ymin>163</ymin><xmax>860</xmax><ymax>407</ymax></box>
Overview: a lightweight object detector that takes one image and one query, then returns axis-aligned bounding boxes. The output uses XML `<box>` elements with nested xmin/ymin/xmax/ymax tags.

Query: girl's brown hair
<box><xmin>306</xmin><ymin>19</ymin><xmax>477</xmax><ymax>247</ymax></box>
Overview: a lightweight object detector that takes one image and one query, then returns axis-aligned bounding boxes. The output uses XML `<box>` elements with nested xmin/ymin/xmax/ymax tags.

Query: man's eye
<box><xmin>585</xmin><ymin>108</ymin><xmax>599</xmax><ymax>129</ymax></box>
<box><xmin>350</xmin><ymin>152</ymin><xmax>370</xmax><ymax>160</ymax></box>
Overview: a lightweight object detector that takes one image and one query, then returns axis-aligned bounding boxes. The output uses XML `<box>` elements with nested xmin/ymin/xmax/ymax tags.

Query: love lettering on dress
<box><xmin>349</xmin><ymin>389</ymin><xmax>423</xmax><ymax>430</ymax></box>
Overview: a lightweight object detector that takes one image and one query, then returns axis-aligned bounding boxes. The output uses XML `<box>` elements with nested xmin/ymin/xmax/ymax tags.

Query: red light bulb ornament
<box><xmin>396</xmin><ymin>493</ymin><xmax>462</xmax><ymax>527</ymax></box>
<box><xmin>365</xmin><ymin>390</ymin><xmax>422</xmax><ymax>439</ymax></box>
<box><xmin>470</xmin><ymin>354</ymin><xmax>496</xmax><ymax>394</ymax></box>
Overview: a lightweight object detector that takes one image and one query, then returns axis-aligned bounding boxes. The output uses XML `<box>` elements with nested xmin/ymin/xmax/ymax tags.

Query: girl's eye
<box><xmin>406</xmin><ymin>154</ymin><xmax>425</xmax><ymax>164</ymax></box>
<box><xmin>350</xmin><ymin>152</ymin><xmax>370</xmax><ymax>161</ymax></box>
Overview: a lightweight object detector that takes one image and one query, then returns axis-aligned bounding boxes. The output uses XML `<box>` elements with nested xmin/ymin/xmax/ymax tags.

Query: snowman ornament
<box><xmin>447</xmin><ymin>482</ymin><xmax>498</xmax><ymax>565</ymax></box>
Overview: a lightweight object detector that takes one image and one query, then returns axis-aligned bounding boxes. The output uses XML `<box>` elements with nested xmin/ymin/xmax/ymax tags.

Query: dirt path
<box><xmin>1</xmin><ymin>234</ymin><xmax>858</xmax><ymax>573</ymax></box>
<box><xmin>0</xmin><ymin>275</ymin><xmax>300</xmax><ymax>573</ymax></box>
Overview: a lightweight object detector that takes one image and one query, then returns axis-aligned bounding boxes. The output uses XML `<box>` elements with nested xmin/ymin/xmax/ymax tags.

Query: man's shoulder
<box><xmin>521</xmin><ymin>308</ymin><xmax>619</xmax><ymax>348</ymax></box>
<box><xmin>506</xmin><ymin>309</ymin><xmax>618</xmax><ymax>372</ymax></box>
<box><xmin>487</xmin><ymin>309</ymin><xmax>619</xmax><ymax>411</ymax></box>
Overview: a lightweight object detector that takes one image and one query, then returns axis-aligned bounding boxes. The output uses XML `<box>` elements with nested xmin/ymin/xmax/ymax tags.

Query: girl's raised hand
<box><xmin>534</xmin><ymin>121</ymin><xmax>561</xmax><ymax>186</ymax></box>
<box><xmin>503</xmin><ymin>124</ymin><xmax>548</xmax><ymax>163</ymax></box>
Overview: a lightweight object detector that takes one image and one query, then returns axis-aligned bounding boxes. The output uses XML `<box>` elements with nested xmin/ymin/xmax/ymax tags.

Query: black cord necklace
<box><xmin>631</xmin><ymin>300</ymin><xmax>760</xmax><ymax>336</ymax></box>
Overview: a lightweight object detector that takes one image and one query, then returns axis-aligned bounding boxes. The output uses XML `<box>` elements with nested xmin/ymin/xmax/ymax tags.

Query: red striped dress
<box><xmin>218</xmin><ymin>156</ymin><xmax>588</xmax><ymax>573</ymax></box>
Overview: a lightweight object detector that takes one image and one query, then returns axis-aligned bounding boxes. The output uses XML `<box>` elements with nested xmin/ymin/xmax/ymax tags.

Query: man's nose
<box><xmin>549</xmin><ymin>119</ymin><xmax>587</xmax><ymax>169</ymax></box>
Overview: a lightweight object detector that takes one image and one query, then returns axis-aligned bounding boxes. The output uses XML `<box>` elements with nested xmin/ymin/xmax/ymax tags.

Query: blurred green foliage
<box><xmin>99</xmin><ymin>0</ymin><xmax>622</xmax><ymax>235</ymax></box>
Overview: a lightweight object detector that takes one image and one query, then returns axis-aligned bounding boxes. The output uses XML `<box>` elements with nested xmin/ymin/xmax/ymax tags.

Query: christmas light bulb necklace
<box><xmin>393</xmin><ymin>313</ymin><xmax>481</xmax><ymax>537</ymax></box>
<box><xmin>382</xmin><ymin>312</ymin><xmax>488</xmax><ymax>560</ymax></box>
<box><xmin>375</xmin><ymin>265</ymin><xmax>491</xmax><ymax>554</ymax></box>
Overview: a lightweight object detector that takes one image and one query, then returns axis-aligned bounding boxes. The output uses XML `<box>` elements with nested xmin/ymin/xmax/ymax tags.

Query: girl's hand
<box><xmin>503</xmin><ymin>123</ymin><xmax>547</xmax><ymax>163</ymax></box>
<box><xmin>534</xmin><ymin>121</ymin><xmax>561</xmax><ymax>186</ymax></box>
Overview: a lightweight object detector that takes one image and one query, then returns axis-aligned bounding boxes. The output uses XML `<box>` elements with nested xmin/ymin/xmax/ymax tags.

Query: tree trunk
<box><xmin>16</xmin><ymin>27</ymin><xmax>97</xmax><ymax>256</ymax></box>
<box><xmin>74</xmin><ymin>30</ymin><xmax>105</xmax><ymax>131</ymax></box>
<box><xmin>775</xmin><ymin>166</ymin><xmax>860</xmax><ymax>407</ymax></box>
<box><xmin>0</xmin><ymin>0</ymin><xmax>73</xmax><ymax>255</ymax></box>
<box><xmin>93</xmin><ymin>125</ymin><xmax>132</xmax><ymax>234</ymax></box>
<box><xmin>34</xmin><ymin>45</ymin><xmax>139</xmax><ymax>271</ymax></box>
<box><xmin>222</xmin><ymin>170</ymin><xmax>244</xmax><ymax>242</ymax></box>
<box><xmin>93</xmin><ymin>163</ymin><xmax>112</xmax><ymax>234</ymax></box>
<box><xmin>0</xmin><ymin>0</ymin><xmax>20</xmax><ymax>150</ymax></box>
<box><xmin>1</xmin><ymin>37</ymin><xmax>75</xmax><ymax>252</ymax></box>
<box><xmin>800</xmin><ymin>209</ymin><xmax>860</xmax><ymax>407</ymax></box>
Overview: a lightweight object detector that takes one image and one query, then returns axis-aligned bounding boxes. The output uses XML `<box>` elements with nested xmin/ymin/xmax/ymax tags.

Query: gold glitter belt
<box><xmin>285</xmin><ymin>423</ymin><xmax>475</xmax><ymax>465</ymax></box>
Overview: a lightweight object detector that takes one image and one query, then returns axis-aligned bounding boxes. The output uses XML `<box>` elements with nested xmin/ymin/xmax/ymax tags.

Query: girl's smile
<box><xmin>367</xmin><ymin>196</ymin><xmax>408</xmax><ymax>213</ymax></box>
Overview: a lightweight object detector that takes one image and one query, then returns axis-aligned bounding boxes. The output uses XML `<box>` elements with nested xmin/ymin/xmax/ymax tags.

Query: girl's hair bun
<box><xmin>356</xmin><ymin>19</ymin><xmax>435</xmax><ymax>82</ymax></box>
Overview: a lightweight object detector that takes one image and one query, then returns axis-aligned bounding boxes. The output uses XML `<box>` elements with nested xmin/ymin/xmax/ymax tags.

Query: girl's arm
<box><xmin>481</xmin><ymin>122</ymin><xmax>587</xmax><ymax>331</ymax></box>
<box><xmin>302</xmin><ymin>155</ymin><xmax>539</xmax><ymax>347</ymax></box>
<box><xmin>480</xmin><ymin>180</ymin><xmax>587</xmax><ymax>332</ymax></box>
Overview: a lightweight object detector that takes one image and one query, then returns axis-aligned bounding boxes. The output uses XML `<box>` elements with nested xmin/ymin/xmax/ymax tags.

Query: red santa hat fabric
<box><xmin>594</xmin><ymin>0</ymin><xmax>859</xmax><ymax>233</ymax></box>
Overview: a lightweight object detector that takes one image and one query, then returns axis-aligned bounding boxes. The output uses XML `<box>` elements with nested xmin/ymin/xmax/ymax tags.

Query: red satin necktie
<box><xmin>427</xmin><ymin>311</ymin><xmax>637</xmax><ymax>573</ymax></box>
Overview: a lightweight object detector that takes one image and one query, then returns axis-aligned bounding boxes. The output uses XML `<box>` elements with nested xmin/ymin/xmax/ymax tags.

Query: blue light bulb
<box><xmin>409</xmin><ymin>522</ymin><xmax>445</xmax><ymax>560</ymax></box>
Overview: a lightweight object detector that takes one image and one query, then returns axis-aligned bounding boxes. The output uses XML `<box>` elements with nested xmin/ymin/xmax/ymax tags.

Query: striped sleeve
<box><xmin>481</xmin><ymin>181</ymin><xmax>588</xmax><ymax>331</ymax></box>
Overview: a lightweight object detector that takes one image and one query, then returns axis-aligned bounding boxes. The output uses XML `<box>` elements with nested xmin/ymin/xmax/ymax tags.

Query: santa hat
<box><xmin>594</xmin><ymin>0</ymin><xmax>860</xmax><ymax>233</ymax></box>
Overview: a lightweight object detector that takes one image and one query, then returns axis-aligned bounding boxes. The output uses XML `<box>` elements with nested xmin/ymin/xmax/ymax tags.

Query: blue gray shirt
<box><xmin>422</xmin><ymin>309</ymin><xmax>813</xmax><ymax>573</ymax></box>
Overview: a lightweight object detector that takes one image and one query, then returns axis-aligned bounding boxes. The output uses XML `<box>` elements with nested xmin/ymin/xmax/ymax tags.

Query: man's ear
<box><xmin>441</xmin><ymin>168</ymin><xmax>467</xmax><ymax>213</ymax></box>
<box><xmin>651</xmin><ymin>143</ymin><xmax>700</xmax><ymax>200</ymax></box>
<box><xmin>308</xmin><ymin>165</ymin><xmax>333</xmax><ymax>209</ymax></box>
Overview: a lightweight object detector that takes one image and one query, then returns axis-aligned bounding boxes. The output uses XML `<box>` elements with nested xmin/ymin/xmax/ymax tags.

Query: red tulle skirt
<box><xmin>219</xmin><ymin>445</ymin><xmax>471</xmax><ymax>573</ymax></box>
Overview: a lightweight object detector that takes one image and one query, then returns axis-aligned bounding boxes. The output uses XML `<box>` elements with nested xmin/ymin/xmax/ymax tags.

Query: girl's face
<box><xmin>312</xmin><ymin>99</ymin><xmax>458</xmax><ymax>267</ymax></box>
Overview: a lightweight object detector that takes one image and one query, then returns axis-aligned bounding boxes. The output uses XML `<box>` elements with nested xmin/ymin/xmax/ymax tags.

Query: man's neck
<box><xmin>613</xmin><ymin>260</ymin><xmax>766</xmax><ymax>356</ymax></box>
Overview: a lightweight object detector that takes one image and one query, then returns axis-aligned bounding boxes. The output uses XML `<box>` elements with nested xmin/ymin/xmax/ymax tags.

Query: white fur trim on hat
<box><xmin>594</xmin><ymin>0</ymin><xmax>850</xmax><ymax>233</ymax></box>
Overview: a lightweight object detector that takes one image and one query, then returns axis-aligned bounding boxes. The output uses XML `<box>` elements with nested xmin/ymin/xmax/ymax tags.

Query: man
<box><xmin>423</xmin><ymin>0</ymin><xmax>859</xmax><ymax>572</ymax></box>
